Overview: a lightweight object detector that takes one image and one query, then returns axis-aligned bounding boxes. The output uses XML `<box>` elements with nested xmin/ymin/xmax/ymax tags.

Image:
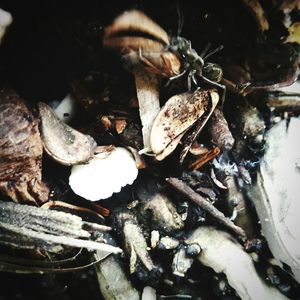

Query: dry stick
<box><xmin>0</xmin><ymin>222</ymin><xmax>122</xmax><ymax>254</ymax></box>
<box><xmin>167</xmin><ymin>177</ymin><xmax>246</xmax><ymax>239</ymax></box>
<box><xmin>42</xmin><ymin>200</ymin><xmax>106</xmax><ymax>221</ymax></box>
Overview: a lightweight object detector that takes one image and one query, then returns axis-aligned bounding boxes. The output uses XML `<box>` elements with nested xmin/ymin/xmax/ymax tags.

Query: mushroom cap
<box><xmin>69</xmin><ymin>147</ymin><xmax>138</xmax><ymax>201</ymax></box>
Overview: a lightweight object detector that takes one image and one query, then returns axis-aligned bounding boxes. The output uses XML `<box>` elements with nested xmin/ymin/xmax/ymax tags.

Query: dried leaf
<box><xmin>154</xmin><ymin>132</ymin><xmax>185</xmax><ymax>161</ymax></box>
<box><xmin>0</xmin><ymin>88</ymin><xmax>49</xmax><ymax>204</ymax></box>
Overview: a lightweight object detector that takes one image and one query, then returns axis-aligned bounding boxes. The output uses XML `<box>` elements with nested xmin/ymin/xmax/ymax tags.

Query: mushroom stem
<box><xmin>0</xmin><ymin>8</ymin><xmax>12</xmax><ymax>44</ymax></box>
<box><xmin>133</xmin><ymin>68</ymin><xmax>160</xmax><ymax>152</ymax></box>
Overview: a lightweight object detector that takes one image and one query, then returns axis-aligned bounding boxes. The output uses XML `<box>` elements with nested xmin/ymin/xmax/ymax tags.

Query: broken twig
<box><xmin>166</xmin><ymin>178</ymin><xmax>246</xmax><ymax>238</ymax></box>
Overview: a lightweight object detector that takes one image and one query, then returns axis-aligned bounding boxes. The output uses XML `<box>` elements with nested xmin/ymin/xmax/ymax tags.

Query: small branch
<box><xmin>166</xmin><ymin>177</ymin><xmax>246</xmax><ymax>239</ymax></box>
<box><xmin>1</xmin><ymin>222</ymin><xmax>123</xmax><ymax>254</ymax></box>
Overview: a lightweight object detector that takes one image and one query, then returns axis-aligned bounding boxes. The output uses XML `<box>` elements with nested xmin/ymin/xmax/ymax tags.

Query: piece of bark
<box><xmin>0</xmin><ymin>200</ymin><xmax>122</xmax><ymax>254</ymax></box>
<box><xmin>248</xmin><ymin>118</ymin><xmax>300</xmax><ymax>283</ymax></box>
<box><xmin>0</xmin><ymin>88</ymin><xmax>49</xmax><ymax>204</ymax></box>
<box><xmin>115</xmin><ymin>210</ymin><xmax>159</xmax><ymax>278</ymax></box>
<box><xmin>94</xmin><ymin>250</ymin><xmax>140</xmax><ymax>300</ymax></box>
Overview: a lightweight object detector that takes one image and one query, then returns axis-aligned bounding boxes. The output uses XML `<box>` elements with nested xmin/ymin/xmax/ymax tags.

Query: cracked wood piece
<box><xmin>0</xmin><ymin>200</ymin><xmax>122</xmax><ymax>254</ymax></box>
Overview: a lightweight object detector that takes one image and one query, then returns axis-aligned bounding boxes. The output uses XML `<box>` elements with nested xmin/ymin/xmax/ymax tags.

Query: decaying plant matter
<box><xmin>185</xmin><ymin>227</ymin><xmax>289</xmax><ymax>300</ymax></box>
<box><xmin>0</xmin><ymin>200</ymin><xmax>121</xmax><ymax>255</ymax></box>
<box><xmin>0</xmin><ymin>88</ymin><xmax>49</xmax><ymax>204</ymax></box>
<box><xmin>248</xmin><ymin>118</ymin><xmax>300</xmax><ymax>283</ymax></box>
<box><xmin>1</xmin><ymin>1</ymin><xmax>300</xmax><ymax>299</ymax></box>
<box><xmin>103</xmin><ymin>9</ymin><xmax>181</xmax><ymax>152</ymax></box>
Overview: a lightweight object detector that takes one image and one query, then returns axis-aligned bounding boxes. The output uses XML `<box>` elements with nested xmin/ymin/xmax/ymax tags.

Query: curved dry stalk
<box><xmin>133</xmin><ymin>68</ymin><xmax>161</xmax><ymax>151</ymax></box>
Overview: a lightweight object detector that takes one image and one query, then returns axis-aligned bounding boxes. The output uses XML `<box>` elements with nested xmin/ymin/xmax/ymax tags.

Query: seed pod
<box><xmin>151</xmin><ymin>89</ymin><xmax>219</xmax><ymax>161</ymax></box>
<box><xmin>151</xmin><ymin>91</ymin><xmax>209</xmax><ymax>155</ymax></box>
<box><xmin>0</xmin><ymin>88</ymin><xmax>49</xmax><ymax>204</ymax></box>
<box><xmin>38</xmin><ymin>102</ymin><xmax>97</xmax><ymax>166</ymax></box>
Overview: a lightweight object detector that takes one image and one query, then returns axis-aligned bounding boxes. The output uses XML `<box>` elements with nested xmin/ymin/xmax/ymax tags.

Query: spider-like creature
<box><xmin>168</xmin><ymin>37</ymin><xmax>226</xmax><ymax>101</ymax></box>
<box><xmin>167</xmin><ymin>8</ymin><xmax>226</xmax><ymax>102</ymax></box>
